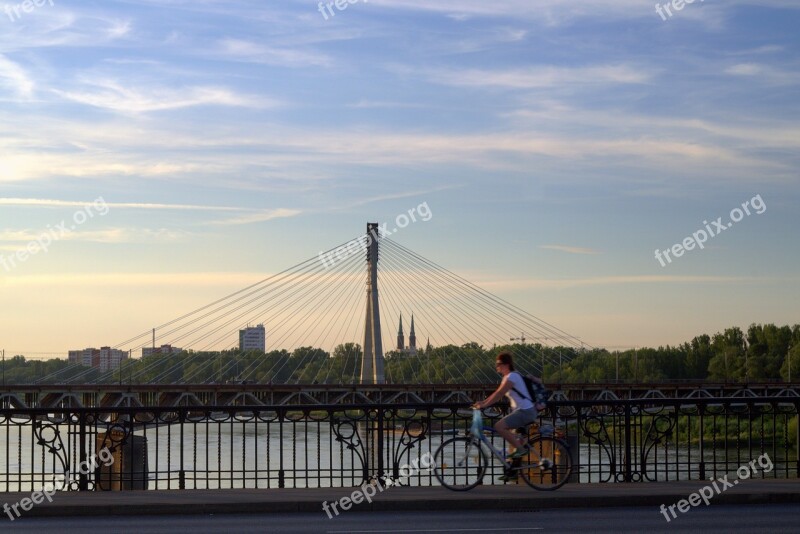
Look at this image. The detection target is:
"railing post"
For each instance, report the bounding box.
[796,402,800,478]
[377,409,384,483]
[698,409,706,480]
[624,403,632,482]
[278,408,285,488]
[78,411,88,491]
[179,409,185,490]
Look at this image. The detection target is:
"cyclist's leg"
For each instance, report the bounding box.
[496,408,537,453]
[494,417,524,452]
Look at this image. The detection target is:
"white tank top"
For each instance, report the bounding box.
[504,372,535,411]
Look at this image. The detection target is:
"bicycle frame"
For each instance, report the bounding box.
[468,415,544,470]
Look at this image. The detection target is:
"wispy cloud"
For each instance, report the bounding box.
[0,198,248,212]
[373,0,800,22]
[217,38,332,68]
[371,0,645,24]
[427,64,652,89]
[53,78,273,113]
[205,208,302,226]
[348,100,426,109]
[726,64,763,76]
[727,45,784,56]
[0,272,271,287]
[540,245,601,255]
[106,19,131,39]
[339,185,460,210]
[477,275,765,291]
[0,55,34,99]
[724,63,799,84]
[0,198,302,227]
[0,228,190,244]
[0,9,137,53]
[0,122,777,186]
[0,270,364,287]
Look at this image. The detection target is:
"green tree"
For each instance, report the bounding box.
[684,335,712,379]
[708,327,746,380]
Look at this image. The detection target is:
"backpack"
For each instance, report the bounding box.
[511,372,549,408]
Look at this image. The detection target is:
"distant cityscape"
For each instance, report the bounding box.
[63,318,431,372]
[67,324,268,371]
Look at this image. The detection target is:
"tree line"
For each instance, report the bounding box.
[2,323,798,384]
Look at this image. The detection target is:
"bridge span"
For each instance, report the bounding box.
[1,381,797,408]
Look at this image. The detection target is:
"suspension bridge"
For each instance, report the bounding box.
[20,224,586,386]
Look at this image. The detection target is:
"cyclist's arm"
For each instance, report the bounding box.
[475,375,512,409]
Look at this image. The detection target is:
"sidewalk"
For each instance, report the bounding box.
[2,479,798,519]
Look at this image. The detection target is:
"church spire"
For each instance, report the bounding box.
[397,313,404,351]
[409,314,416,353]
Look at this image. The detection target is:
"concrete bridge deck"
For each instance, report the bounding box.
[2,479,798,520]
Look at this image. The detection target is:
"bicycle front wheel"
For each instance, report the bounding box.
[433,437,487,491]
[519,436,572,491]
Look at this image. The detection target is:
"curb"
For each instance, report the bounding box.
[3,484,800,519]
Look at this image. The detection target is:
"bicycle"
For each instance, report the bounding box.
[433,408,572,491]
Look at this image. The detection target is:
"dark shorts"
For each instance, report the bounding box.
[499,407,538,429]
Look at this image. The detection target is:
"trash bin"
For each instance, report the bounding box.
[96,430,148,490]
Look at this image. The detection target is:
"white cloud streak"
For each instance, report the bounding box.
[0,228,190,244]
[0,54,34,99]
[0,198,251,211]
[476,275,766,291]
[428,64,652,89]
[53,78,273,113]
[540,245,601,255]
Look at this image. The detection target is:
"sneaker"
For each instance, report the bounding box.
[498,470,518,482]
[538,459,553,469]
[508,446,530,460]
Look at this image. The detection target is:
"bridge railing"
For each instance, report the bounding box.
[0,398,797,492]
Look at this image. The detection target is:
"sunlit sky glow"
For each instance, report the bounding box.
[1,0,798,354]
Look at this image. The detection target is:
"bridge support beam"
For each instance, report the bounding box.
[361,223,385,384]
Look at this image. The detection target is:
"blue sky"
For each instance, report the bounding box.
[1,0,798,353]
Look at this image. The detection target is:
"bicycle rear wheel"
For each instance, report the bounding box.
[518,436,572,491]
[433,437,487,491]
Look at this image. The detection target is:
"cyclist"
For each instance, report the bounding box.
[474,351,540,480]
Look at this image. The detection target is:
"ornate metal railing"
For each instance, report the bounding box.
[0,397,797,492]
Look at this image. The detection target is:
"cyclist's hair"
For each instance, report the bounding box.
[496,351,515,371]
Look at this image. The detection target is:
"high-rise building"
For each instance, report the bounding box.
[68,348,95,367]
[98,346,127,372]
[239,324,266,352]
[68,347,128,371]
[142,345,183,357]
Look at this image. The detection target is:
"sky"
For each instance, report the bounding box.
[0,0,798,356]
